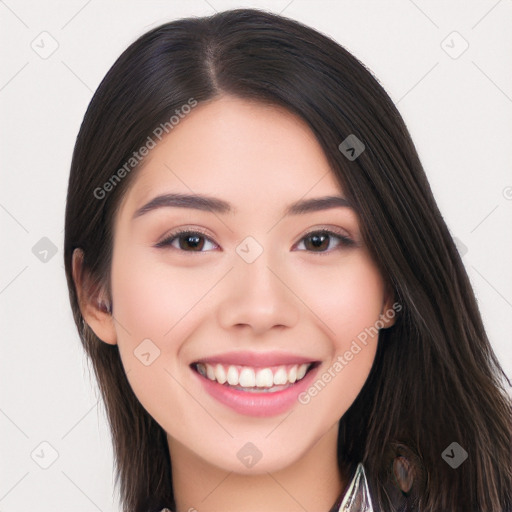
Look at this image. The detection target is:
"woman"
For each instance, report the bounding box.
[64,8,512,512]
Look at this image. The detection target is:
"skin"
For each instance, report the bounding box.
[74,95,395,512]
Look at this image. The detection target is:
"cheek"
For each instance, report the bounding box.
[109,243,221,407]
[302,252,386,344]
[108,245,202,422]
[295,254,385,414]
[110,244,212,344]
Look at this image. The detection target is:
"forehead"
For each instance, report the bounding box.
[119,96,344,216]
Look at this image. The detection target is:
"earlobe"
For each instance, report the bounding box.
[72,248,117,345]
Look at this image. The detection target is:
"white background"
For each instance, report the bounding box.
[1,1,511,510]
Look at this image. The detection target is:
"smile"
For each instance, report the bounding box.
[190,352,321,417]
[194,362,312,391]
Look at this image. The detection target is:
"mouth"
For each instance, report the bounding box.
[192,361,319,392]
[189,353,321,417]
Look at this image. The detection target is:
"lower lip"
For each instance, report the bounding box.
[192,364,320,417]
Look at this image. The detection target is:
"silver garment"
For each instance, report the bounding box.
[337,463,374,512]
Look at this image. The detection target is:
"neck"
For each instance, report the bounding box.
[168,422,345,512]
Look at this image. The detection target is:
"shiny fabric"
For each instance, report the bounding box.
[336,463,374,512]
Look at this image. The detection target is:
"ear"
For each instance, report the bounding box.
[72,248,117,345]
[379,282,398,329]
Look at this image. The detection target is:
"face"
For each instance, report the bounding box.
[86,96,394,474]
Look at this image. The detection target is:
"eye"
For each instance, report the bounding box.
[155,228,356,253]
[294,229,355,253]
[155,229,218,252]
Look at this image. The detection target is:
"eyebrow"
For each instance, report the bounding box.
[132,193,352,219]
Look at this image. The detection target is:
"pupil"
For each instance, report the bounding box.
[309,234,328,251]
[182,234,203,250]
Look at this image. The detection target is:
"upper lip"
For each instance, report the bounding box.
[192,350,319,368]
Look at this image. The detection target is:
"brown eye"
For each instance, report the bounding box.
[296,230,355,253]
[156,230,217,252]
[177,233,204,251]
[304,233,330,251]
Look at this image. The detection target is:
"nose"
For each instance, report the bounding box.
[216,252,300,336]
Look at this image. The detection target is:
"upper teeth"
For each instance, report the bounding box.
[196,362,311,388]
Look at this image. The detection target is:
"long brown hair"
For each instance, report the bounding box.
[64,8,512,511]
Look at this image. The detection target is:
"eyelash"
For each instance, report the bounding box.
[155,227,356,254]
